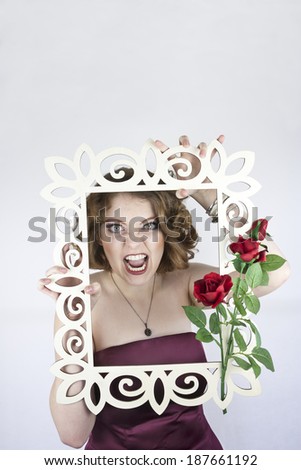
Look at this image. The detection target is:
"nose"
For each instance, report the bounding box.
[123,228,147,246]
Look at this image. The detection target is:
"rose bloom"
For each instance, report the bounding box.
[229,236,267,263]
[193,272,233,308]
[248,218,268,241]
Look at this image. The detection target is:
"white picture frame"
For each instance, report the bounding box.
[41,139,261,414]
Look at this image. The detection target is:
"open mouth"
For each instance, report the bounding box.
[124,254,148,274]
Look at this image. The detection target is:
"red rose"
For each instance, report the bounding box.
[194,272,233,308]
[248,218,268,241]
[229,236,266,262]
[257,249,267,263]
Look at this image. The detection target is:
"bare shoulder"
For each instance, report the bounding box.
[186,262,219,280]
[89,270,109,302]
[163,263,218,286]
[89,270,103,283]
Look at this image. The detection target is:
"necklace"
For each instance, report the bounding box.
[110,273,156,337]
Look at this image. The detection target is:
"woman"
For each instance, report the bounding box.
[39,135,290,449]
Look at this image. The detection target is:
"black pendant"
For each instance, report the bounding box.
[144,327,152,337]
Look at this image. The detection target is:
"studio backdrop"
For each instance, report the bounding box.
[0,0,300,450]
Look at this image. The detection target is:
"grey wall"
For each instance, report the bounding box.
[0,0,300,450]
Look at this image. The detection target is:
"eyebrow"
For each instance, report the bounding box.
[104,216,157,224]
[104,217,125,223]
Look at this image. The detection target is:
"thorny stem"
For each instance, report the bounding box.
[217,304,228,414]
[219,263,245,414]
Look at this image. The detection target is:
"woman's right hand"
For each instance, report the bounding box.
[38,266,102,311]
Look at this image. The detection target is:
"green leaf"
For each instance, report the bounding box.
[232,355,252,370]
[233,257,247,274]
[234,328,248,352]
[245,294,260,314]
[183,306,206,328]
[228,319,246,327]
[252,347,275,372]
[261,254,286,272]
[245,263,263,288]
[248,356,262,378]
[260,270,270,286]
[216,303,228,321]
[244,319,262,347]
[209,312,220,335]
[249,221,261,240]
[233,294,247,316]
[196,328,214,343]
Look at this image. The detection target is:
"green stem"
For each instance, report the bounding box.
[219,263,246,414]
[220,321,235,414]
[217,304,228,414]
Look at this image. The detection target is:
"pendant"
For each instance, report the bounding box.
[144,327,152,337]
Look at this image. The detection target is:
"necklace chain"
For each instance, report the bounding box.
[110,273,156,337]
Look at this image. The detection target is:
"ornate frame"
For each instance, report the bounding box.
[41,139,261,414]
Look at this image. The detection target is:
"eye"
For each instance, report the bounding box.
[142,220,159,231]
[105,223,124,234]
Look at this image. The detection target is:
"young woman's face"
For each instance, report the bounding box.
[99,194,165,286]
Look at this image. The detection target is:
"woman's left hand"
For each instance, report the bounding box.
[154,134,224,209]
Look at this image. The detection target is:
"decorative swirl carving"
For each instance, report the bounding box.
[65,295,85,319]
[65,332,84,355]
[42,139,262,415]
[54,325,87,358]
[64,245,82,269]
[50,360,261,415]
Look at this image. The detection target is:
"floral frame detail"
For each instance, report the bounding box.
[41,139,262,414]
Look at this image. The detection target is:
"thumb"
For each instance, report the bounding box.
[176,189,189,199]
[84,282,102,310]
[176,189,197,199]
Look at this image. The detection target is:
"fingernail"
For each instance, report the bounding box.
[85,286,93,294]
[176,190,185,199]
[59,267,68,273]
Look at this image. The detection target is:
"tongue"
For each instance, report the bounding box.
[126,258,145,268]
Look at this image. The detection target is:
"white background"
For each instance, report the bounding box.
[0,0,300,450]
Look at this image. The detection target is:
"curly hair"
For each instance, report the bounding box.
[86,169,199,273]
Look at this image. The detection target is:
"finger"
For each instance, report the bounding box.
[209,134,226,160]
[45,265,68,277]
[84,282,102,310]
[176,189,200,199]
[154,140,169,153]
[179,135,190,147]
[176,189,190,199]
[197,142,207,158]
[154,140,178,164]
[84,282,101,295]
[39,277,52,285]
[37,278,59,300]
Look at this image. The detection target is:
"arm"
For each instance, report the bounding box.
[49,315,96,448]
[186,238,290,306]
[253,238,290,297]
[155,135,290,304]
[38,265,101,448]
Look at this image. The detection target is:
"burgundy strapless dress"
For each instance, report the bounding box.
[85,332,222,450]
